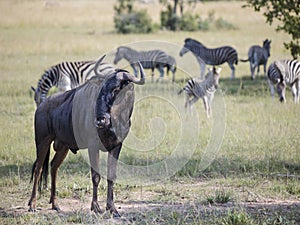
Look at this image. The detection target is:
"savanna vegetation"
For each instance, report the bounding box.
[0,0,299,224]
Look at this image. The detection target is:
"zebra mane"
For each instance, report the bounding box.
[185,38,204,47]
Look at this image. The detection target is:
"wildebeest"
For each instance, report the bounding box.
[240,39,271,80]
[178,67,222,118]
[28,56,145,217]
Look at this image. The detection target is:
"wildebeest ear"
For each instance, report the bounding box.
[31,86,36,92]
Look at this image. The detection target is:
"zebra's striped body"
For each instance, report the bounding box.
[178,67,222,118]
[113,46,177,82]
[241,39,271,80]
[267,59,300,103]
[179,38,237,79]
[32,57,115,106]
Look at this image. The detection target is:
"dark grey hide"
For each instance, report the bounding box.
[28,67,144,218]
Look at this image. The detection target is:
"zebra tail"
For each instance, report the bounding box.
[240,58,249,62]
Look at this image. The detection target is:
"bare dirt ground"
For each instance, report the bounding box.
[1,193,299,224]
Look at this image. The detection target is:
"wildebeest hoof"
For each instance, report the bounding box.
[91,201,102,213]
[112,211,121,218]
[28,207,36,212]
[52,205,61,212]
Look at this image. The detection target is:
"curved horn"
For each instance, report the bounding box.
[94,54,106,76]
[123,62,145,85]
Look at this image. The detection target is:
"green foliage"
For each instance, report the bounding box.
[243,0,300,59]
[180,12,200,31]
[206,190,232,204]
[160,4,181,31]
[114,0,155,34]
[222,210,254,225]
[215,17,237,30]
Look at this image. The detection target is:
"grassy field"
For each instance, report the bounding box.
[0,0,299,224]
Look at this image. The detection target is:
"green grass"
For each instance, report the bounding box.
[0,0,299,224]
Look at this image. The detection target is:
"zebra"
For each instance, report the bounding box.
[178,67,222,118]
[31,55,115,106]
[240,39,272,80]
[113,46,177,82]
[267,59,300,103]
[179,38,237,79]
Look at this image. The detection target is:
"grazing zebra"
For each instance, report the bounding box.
[113,46,177,82]
[178,67,222,118]
[241,39,272,80]
[267,59,300,103]
[179,38,237,79]
[31,55,115,106]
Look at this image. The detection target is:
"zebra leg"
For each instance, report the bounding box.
[188,96,199,114]
[291,81,300,103]
[197,57,206,79]
[296,80,300,103]
[277,83,286,103]
[132,65,138,77]
[202,96,210,118]
[151,68,155,83]
[250,63,256,80]
[267,78,275,99]
[228,62,235,79]
[157,66,164,82]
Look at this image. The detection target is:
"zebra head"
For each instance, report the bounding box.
[31,86,46,106]
[114,47,126,65]
[207,67,222,89]
[263,39,272,57]
[180,38,204,57]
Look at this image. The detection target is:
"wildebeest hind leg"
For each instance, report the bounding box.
[28,139,52,212]
[49,141,69,211]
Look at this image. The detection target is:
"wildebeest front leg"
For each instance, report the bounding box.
[89,148,102,213]
[106,144,122,218]
[49,141,69,211]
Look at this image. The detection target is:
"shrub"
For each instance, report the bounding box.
[215,17,237,30]
[180,12,199,31]
[114,0,155,34]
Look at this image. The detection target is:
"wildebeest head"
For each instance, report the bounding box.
[95,62,145,150]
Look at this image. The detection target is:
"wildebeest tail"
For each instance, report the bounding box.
[30,146,50,192]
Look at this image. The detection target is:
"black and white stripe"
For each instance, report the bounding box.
[178,67,222,118]
[267,59,300,103]
[241,39,271,80]
[32,56,115,106]
[179,38,237,79]
[113,46,177,82]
